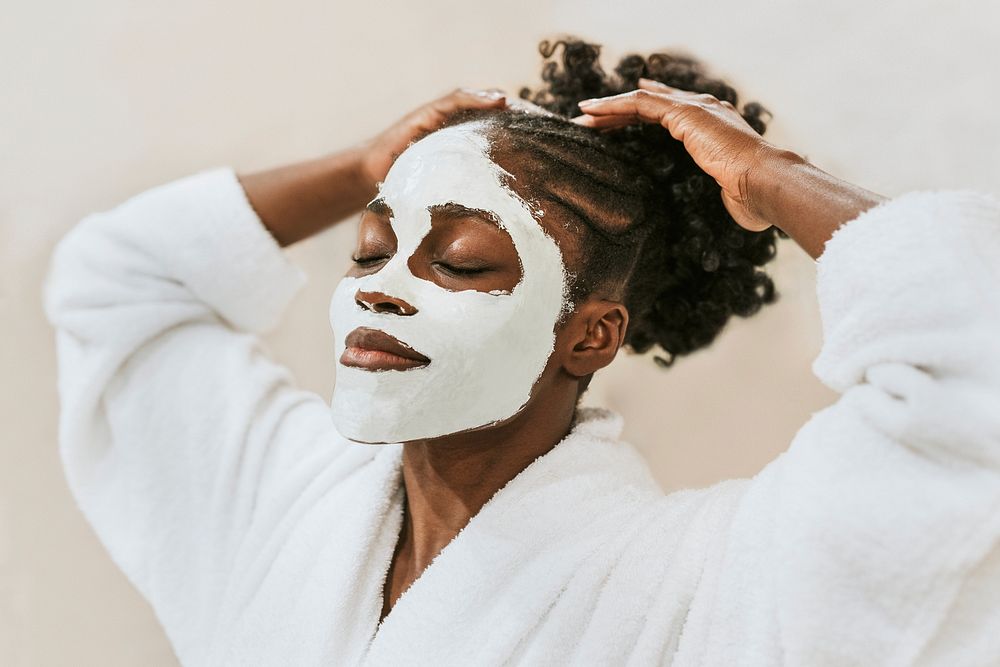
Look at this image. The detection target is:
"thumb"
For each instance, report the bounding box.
[721,190,772,232]
[457,87,507,108]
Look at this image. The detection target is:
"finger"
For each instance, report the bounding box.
[721,190,772,232]
[637,77,692,95]
[438,87,507,113]
[571,113,638,130]
[577,90,681,126]
[456,86,506,100]
[639,81,739,117]
[460,88,507,106]
[406,89,506,137]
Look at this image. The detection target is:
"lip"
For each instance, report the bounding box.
[340,327,431,371]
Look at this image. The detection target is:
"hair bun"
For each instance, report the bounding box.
[518,38,787,368]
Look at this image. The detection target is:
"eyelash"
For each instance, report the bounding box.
[350,255,388,267]
[435,263,486,276]
[350,255,487,276]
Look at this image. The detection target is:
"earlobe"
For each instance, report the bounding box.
[564,301,629,377]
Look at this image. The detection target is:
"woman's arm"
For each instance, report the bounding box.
[238,87,507,247]
[575,78,887,258]
[735,190,1000,664]
[42,88,507,661]
[43,168,329,662]
[237,146,374,247]
[577,86,1000,662]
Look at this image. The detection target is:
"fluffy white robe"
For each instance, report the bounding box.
[42,167,1000,666]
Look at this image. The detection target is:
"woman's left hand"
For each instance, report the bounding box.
[573,79,887,258]
[574,78,789,232]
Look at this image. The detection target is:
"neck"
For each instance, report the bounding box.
[397,383,579,568]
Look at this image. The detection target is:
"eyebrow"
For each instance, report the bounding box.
[366,198,394,218]
[428,202,503,228]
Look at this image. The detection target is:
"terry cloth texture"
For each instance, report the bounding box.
[43,167,1000,666]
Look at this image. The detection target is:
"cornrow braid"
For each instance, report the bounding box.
[446,37,785,368]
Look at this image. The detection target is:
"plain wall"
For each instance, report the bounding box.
[2,0,997,663]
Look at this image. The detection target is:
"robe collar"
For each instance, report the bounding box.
[357,406,663,664]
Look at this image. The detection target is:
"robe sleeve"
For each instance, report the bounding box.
[726,190,1000,665]
[42,167,356,661]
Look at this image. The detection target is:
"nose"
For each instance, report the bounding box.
[355,289,418,316]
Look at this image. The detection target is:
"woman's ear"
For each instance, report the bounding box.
[561,300,629,378]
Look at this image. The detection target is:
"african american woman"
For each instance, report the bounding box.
[44,39,1000,665]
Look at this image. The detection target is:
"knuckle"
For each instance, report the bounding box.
[677,104,706,121]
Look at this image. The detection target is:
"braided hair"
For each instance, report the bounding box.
[449,38,785,369]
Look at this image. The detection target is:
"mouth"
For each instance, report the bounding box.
[340,327,431,371]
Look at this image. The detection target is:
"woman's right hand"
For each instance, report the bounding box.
[240,88,508,248]
[358,88,508,191]
[573,79,887,258]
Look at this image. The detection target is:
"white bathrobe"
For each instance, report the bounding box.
[42,167,1000,666]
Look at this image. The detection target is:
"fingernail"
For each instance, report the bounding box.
[578,98,597,106]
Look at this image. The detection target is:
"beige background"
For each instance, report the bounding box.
[2,0,998,664]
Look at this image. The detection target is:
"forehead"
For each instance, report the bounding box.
[369,121,572,310]
[380,122,521,214]
[377,122,578,262]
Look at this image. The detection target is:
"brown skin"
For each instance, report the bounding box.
[344,168,625,623]
[237,82,885,623]
[574,78,888,258]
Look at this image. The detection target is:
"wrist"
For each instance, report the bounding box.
[337,144,379,202]
[749,145,811,228]
[751,147,887,259]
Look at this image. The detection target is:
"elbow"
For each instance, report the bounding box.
[42,212,117,328]
[851,360,1000,470]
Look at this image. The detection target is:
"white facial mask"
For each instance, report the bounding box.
[328,122,568,443]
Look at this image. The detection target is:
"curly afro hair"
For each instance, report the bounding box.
[448,38,786,370]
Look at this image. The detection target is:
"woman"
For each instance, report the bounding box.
[44,39,1000,665]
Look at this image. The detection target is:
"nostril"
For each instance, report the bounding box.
[373,301,402,315]
[355,290,417,316]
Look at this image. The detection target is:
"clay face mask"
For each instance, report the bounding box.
[328,121,568,443]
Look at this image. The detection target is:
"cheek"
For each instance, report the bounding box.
[403,251,522,294]
[408,220,524,294]
[328,277,359,331]
[330,234,567,360]
[508,238,569,326]
[420,288,515,334]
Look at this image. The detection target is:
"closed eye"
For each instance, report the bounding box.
[351,254,390,267]
[433,262,489,276]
